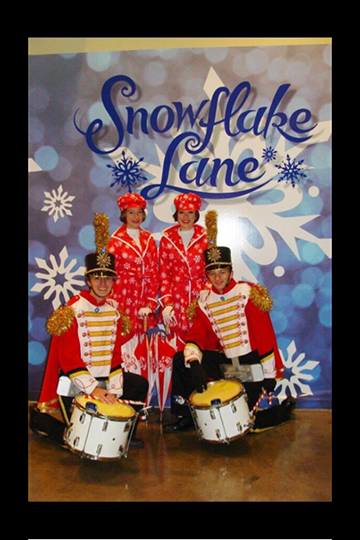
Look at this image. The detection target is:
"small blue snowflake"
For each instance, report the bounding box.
[275,154,307,188]
[262,146,277,163]
[107,151,148,192]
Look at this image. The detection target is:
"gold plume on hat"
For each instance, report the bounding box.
[94,213,110,253]
[205,210,218,247]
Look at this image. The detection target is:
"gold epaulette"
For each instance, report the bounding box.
[119,311,132,336]
[249,283,273,312]
[186,298,199,322]
[46,305,76,336]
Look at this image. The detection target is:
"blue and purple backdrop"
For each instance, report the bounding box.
[29,39,332,408]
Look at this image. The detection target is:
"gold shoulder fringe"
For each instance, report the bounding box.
[186,298,199,322]
[119,311,132,336]
[46,305,76,336]
[249,283,273,312]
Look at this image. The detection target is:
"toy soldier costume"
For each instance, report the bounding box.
[163,211,296,433]
[30,214,148,448]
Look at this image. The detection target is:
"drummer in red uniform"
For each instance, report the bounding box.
[29,214,149,448]
[163,221,296,433]
[159,192,209,348]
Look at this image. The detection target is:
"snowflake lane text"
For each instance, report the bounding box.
[74,74,317,199]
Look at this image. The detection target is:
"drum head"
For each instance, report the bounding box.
[75,394,136,419]
[190,379,243,407]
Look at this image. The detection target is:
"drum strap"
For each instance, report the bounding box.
[231,357,241,371]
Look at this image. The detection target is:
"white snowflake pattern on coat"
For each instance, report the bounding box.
[108,224,159,334]
[159,224,209,342]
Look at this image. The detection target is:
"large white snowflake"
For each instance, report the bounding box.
[105,67,332,282]
[31,246,85,309]
[41,184,75,222]
[275,340,320,403]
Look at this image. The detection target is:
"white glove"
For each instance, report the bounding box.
[162,305,177,325]
[137,306,152,319]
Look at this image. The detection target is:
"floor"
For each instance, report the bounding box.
[28,405,332,503]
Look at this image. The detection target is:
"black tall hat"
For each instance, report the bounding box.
[85,252,117,276]
[84,213,117,277]
[204,210,232,269]
[204,245,232,269]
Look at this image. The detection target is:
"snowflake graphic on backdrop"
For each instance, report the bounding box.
[262,146,277,163]
[41,185,75,222]
[274,340,320,402]
[107,150,148,192]
[31,246,85,309]
[275,154,307,188]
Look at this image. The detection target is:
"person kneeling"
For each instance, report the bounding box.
[163,245,295,434]
[30,214,148,449]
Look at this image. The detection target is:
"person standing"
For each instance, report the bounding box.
[107,193,159,374]
[159,193,209,348]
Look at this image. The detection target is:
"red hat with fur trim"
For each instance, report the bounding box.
[117,193,147,211]
[174,193,202,211]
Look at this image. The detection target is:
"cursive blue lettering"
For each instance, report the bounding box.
[73,74,137,154]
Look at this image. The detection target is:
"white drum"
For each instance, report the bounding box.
[189,379,253,444]
[64,394,137,461]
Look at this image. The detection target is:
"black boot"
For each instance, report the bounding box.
[278,395,297,421]
[162,416,195,433]
[250,396,296,433]
[29,404,66,446]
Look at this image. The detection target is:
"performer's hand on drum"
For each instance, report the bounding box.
[190,360,209,393]
[92,386,117,404]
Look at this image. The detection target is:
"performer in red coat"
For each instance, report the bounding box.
[29,214,148,447]
[163,230,296,433]
[107,193,159,373]
[159,193,209,346]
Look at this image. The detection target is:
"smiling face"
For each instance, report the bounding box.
[177,210,197,231]
[87,275,116,302]
[206,267,233,293]
[124,207,145,229]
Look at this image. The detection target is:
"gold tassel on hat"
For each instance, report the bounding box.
[94,213,110,253]
[205,210,218,246]
[205,210,221,264]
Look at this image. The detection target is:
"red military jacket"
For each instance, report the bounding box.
[184,279,284,379]
[159,224,208,341]
[108,224,159,334]
[37,290,132,411]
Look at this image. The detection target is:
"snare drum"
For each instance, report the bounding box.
[189,379,253,444]
[64,394,137,461]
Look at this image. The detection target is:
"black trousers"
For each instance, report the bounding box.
[170,350,287,431]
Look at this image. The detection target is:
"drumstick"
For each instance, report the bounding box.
[251,389,267,414]
[116,398,146,406]
[165,323,170,335]
[143,314,148,332]
[85,394,145,407]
